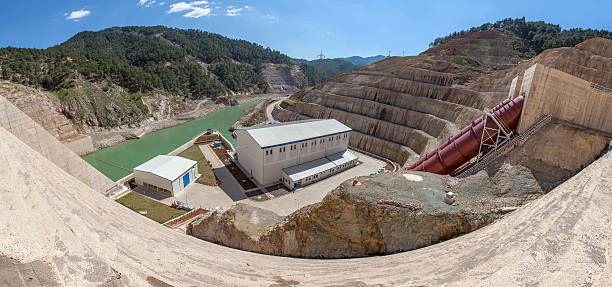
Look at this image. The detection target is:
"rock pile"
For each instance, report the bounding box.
[188,164,543,258]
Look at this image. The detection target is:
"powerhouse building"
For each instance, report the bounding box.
[133,155,199,196]
[235,119,358,188]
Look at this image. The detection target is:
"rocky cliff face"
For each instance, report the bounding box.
[188,166,543,258]
[260,63,306,93]
[0,81,78,140]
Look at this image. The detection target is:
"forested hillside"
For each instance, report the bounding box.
[429,18,611,58]
[0,26,295,130]
[0,26,290,98]
[295,58,360,86]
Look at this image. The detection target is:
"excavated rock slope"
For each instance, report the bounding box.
[188,166,543,258]
[274,37,612,170]
[273,64,502,165]
[260,63,306,93]
[0,81,78,141]
[1,126,610,286]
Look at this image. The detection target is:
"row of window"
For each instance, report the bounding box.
[281,159,357,186]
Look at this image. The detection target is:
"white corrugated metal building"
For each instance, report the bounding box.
[133,155,199,196]
[281,150,358,189]
[235,119,357,187]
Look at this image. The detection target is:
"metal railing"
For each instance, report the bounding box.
[590,82,612,94]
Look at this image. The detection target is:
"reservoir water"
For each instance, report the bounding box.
[82,101,259,181]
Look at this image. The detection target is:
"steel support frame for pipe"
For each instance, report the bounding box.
[452,110,514,176]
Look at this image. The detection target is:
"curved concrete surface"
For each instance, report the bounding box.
[0,127,610,286]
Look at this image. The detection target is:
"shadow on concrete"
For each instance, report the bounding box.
[133,186,172,201]
[213,166,247,201]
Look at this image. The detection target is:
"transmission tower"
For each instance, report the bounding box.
[316,50,325,74]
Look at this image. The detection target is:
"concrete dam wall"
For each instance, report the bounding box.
[0,94,115,194]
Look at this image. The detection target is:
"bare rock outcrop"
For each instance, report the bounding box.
[141,92,193,120]
[188,166,543,258]
[260,63,306,93]
[0,81,78,140]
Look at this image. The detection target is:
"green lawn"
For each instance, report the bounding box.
[116,192,186,223]
[178,145,216,181]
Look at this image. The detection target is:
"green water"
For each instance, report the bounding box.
[83,101,259,181]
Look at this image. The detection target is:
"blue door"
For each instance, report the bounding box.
[183,173,190,187]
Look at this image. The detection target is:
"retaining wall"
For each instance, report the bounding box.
[518,64,611,135]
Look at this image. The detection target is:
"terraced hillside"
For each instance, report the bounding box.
[273,36,612,168]
[274,61,505,166]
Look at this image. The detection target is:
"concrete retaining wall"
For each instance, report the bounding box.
[518,64,611,135]
[63,135,95,156]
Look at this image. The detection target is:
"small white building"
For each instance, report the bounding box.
[133,155,199,196]
[235,119,354,186]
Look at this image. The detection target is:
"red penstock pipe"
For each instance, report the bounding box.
[406,95,524,175]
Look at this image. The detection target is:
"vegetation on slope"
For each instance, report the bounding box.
[0,26,294,129]
[0,26,291,98]
[429,17,612,58]
[178,145,215,181]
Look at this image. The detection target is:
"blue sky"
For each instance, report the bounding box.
[0,0,610,60]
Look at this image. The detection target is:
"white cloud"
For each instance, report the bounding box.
[168,1,211,18]
[158,1,166,5]
[226,5,248,16]
[264,14,278,21]
[184,6,211,18]
[65,9,91,21]
[138,0,158,7]
[168,2,193,13]
[226,8,242,16]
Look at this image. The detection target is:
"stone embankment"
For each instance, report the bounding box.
[188,164,543,258]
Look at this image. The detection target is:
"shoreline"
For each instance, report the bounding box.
[85,93,287,152]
